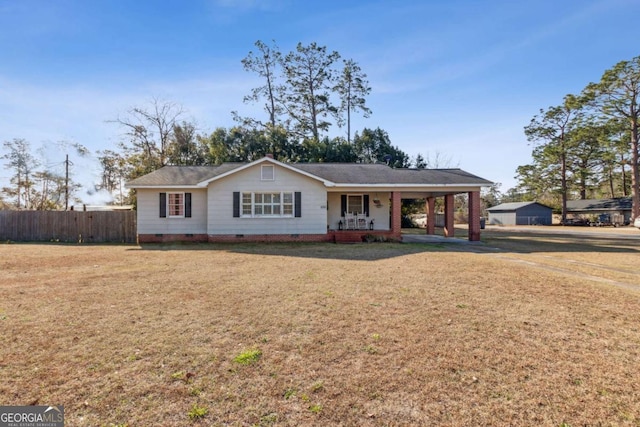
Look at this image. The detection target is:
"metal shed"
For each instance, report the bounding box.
[486,201,553,226]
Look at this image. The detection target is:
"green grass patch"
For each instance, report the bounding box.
[233,348,262,365]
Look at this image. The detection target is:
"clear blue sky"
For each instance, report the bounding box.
[1,0,639,202]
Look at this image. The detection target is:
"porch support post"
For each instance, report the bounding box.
[391,191,402,238]
[444,194,455,238]
[426,197,436,235]
[468,190,481,241]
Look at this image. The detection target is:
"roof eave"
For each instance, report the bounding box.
[124,184,202,189]
[329,183,492,188]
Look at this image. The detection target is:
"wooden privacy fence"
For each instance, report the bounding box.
[0,210,137,243]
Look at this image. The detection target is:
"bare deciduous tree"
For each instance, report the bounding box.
[113,98,184,175]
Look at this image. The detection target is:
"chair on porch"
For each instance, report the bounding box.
[356,213,367,230]
[344,212,356,230]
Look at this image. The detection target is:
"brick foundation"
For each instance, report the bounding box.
[333,230,399,243]
[208,233,334,243]
[138,234,209,243]
[138,231,401,244]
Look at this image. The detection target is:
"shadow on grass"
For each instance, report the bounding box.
[129,227,640,259]
[9,227,636,260]
[480,228,640,254]
[129,241,448,261]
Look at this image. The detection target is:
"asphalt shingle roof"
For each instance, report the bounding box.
[292,163,493,185]
[566,197,632,211]
[486,201,551,211]
[125,164,242,186]
[126,160,493,187]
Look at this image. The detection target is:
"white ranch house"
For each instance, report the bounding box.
[125,156,492,243]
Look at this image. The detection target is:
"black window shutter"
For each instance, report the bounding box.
[364,195,370,217]
[341,195,347,215]
[159,193,166,218]
[294,192,302,218]
[233,192,240,217]
[185,193,192,218]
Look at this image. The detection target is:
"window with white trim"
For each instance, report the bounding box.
[242,192,293,217]
[347,194,363,214]
[168,192,184,217]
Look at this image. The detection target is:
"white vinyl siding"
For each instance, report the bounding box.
[137,189,207,234]
[208,164,326,235]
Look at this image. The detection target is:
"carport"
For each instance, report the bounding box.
[402,187,488,241]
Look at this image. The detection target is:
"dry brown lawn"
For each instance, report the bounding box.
[1,233,640,426]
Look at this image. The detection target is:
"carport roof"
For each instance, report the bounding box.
[292,163,492,185]
[566,197,631,212]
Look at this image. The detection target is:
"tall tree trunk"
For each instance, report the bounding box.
[620,154,628,196]
[560,135,568,223]
[631,116,640,218]
[608,167,615,198]
[579,161,587,199]
[25,171,31,209]
[561,151,568,223]
[17,171,21,209]
[347,97,351,144]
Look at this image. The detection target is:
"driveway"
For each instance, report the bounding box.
[482,224,640,240]
[404,225,640,293]
[401,233,481,244]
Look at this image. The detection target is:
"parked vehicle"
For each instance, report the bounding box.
[590,213,625,227]
[561,217,589,226]
[634,216,640,229]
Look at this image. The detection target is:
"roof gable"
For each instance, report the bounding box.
[198,156,332,186]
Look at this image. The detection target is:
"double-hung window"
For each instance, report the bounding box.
[159,192,192,218]
[347,195,363,214]
[241,192,294,217]
[340,194,369,218]
[168,193,184,217]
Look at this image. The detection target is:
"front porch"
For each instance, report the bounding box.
[330,190,482,242]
